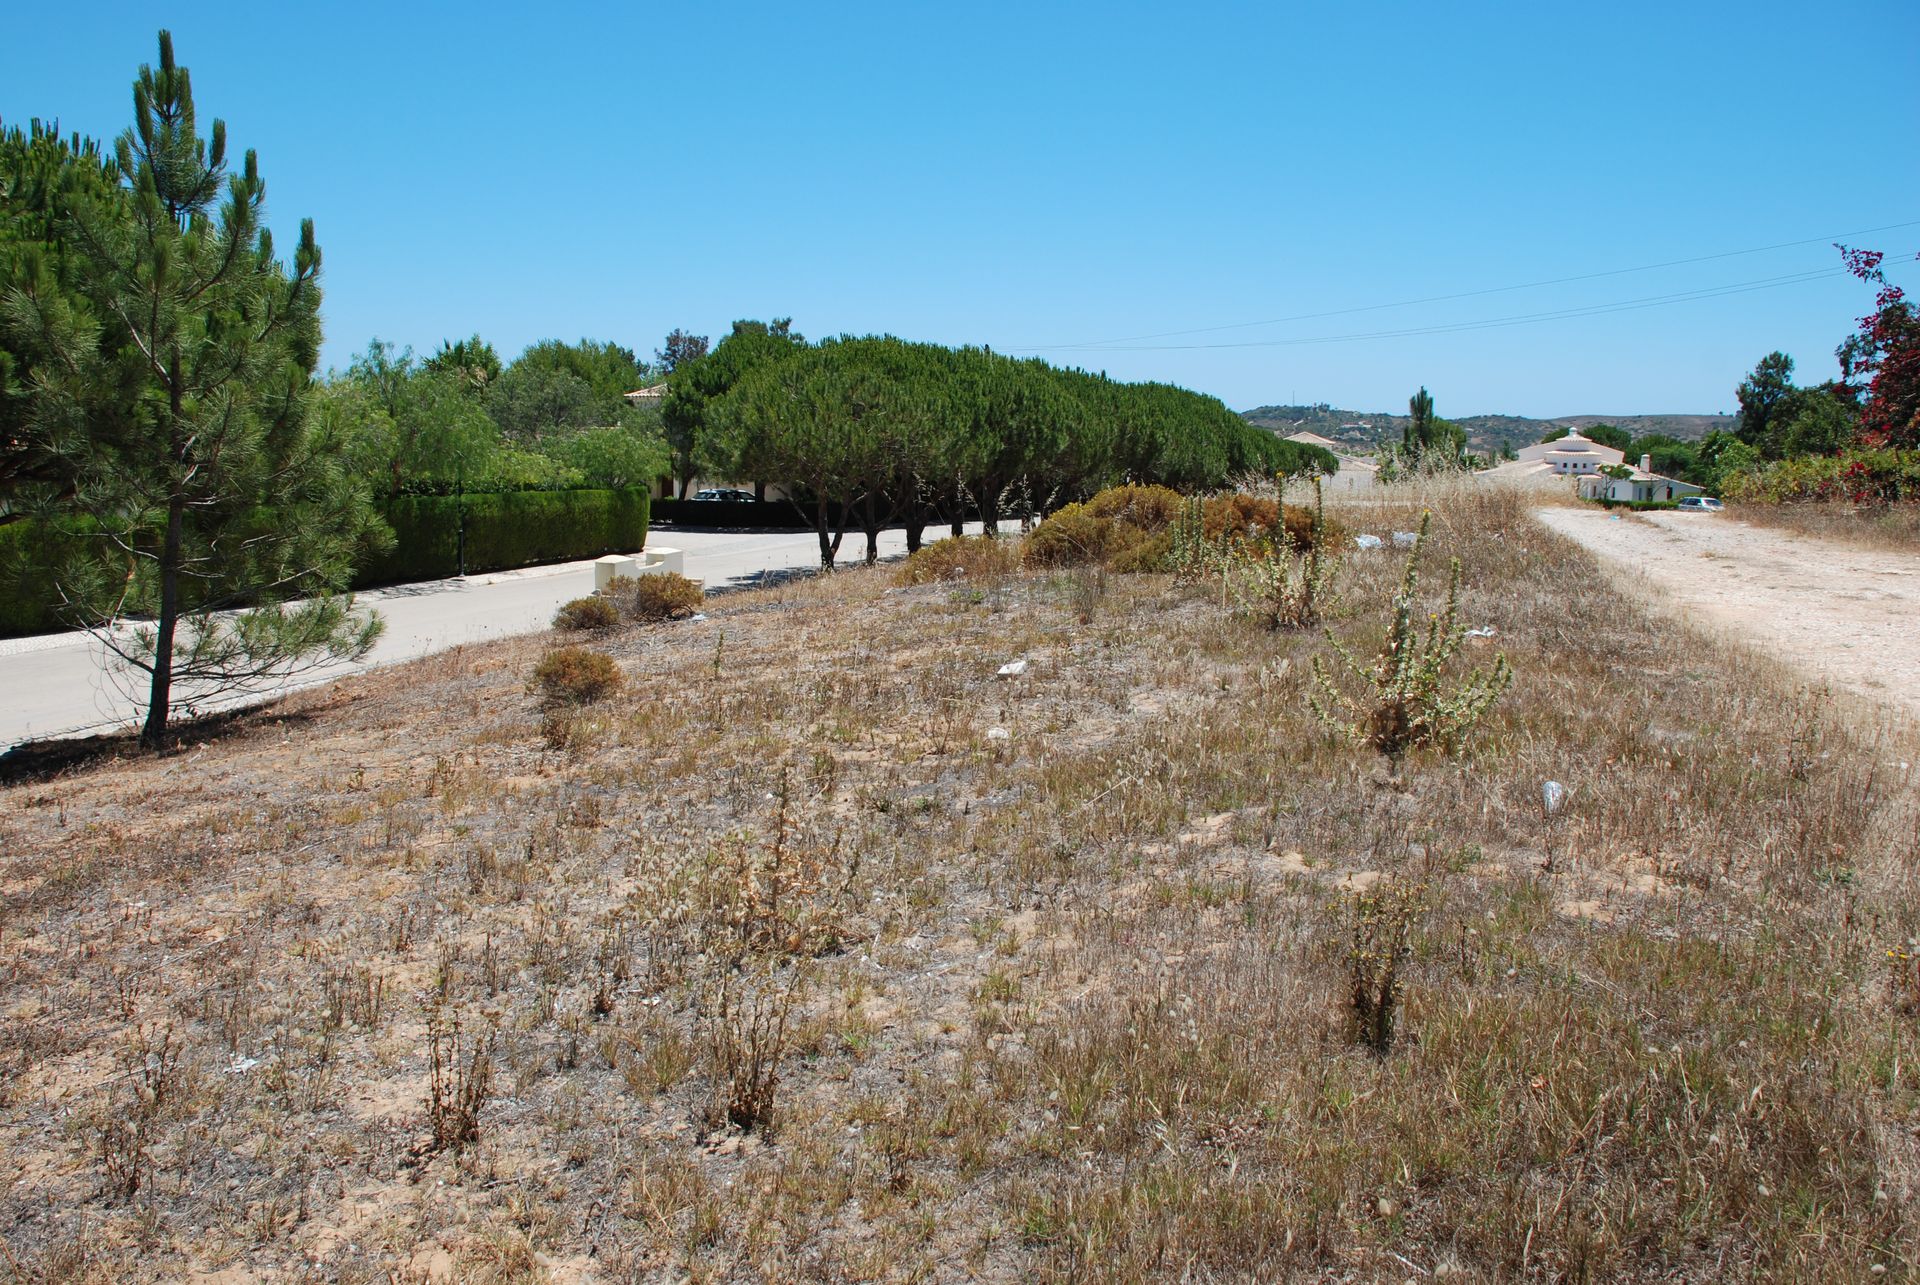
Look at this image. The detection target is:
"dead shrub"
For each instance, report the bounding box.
[699,967,799,1136]
[610,572,704,623]
[427,1013,495,1151]
[98,1025,182,1198]
[1201,493,1280,548]
[532,646,623,705]
[1340,881,1424,1055]
[896,534,1020,585]
[552,595,619,631]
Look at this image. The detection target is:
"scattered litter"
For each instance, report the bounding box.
[687,612,709,622]
[227,1056,259,1075]
[996,659,1028,678]
[1353,533,1383,550]
[1542,780,1566,817]
[986,727,1012,742]
[1464,626,1496,639]
[1391,531,1418,547]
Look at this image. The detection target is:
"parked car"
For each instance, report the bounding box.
[691,488,756,503]
[1675,496,1725,513]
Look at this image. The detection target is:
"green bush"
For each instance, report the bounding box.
[1085,484,1185,532]
[1022,502,1120,568]
[610,572,704,623]
[554,596,620,631]
[1107,530,1173,574]
[532,646,623,704]
[1722,448,1920,505]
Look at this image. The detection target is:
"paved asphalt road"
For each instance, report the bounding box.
[0,523,961,749]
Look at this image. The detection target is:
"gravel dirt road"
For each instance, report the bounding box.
[1535,505,1920,724]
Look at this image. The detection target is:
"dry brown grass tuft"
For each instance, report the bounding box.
[895,533,1020,585]
[2,475,1917,1280]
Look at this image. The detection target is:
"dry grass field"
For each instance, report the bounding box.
[1727,501,1920,552]
[3,482,1919,1282]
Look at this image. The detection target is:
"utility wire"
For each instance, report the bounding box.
[1061,263,1879,352]
[1015,217,1920,353]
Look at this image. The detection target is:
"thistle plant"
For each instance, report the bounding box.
[1309,511,1511,757]
[1231,476,1338,629]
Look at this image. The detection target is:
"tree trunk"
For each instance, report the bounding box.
[815,502,837,570]
[141,498,184,747]
[862,492,880,565]
[906,522,924,553]
[982,483,1001,537]
[754,480,766,502]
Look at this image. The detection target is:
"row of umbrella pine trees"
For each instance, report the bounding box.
[662,326,1337,565]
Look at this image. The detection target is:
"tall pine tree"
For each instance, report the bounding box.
[1,32,381,744]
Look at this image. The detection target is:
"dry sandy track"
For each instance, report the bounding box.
[1535,505,1920,724]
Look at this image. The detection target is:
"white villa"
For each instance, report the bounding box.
[1487,431,1704,503]
[1575,456,1704,504]
[1512,429,1624,476]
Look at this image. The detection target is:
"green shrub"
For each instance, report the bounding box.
[532,646,623,704]
[896,534,1019,585]
[1107,530,1173,574]
[611,572,704,623]
[1722,448,1920,505]
[1086,484,1185,532]
[553,596,620,631]
[1023,503,1119,568]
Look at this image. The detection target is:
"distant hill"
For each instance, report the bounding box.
[1242,404,1735,456]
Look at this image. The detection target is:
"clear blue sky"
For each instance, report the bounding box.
[6,1,1916,417]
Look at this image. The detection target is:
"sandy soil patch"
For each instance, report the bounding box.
[1536,505,1920,724]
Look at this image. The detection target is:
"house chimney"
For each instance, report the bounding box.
[1640,453,1652,474]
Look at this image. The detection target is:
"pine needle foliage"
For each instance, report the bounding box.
[1309,511,1511,756]
[1,32,382,743]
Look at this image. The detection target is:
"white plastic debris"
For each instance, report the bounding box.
[1391,531,1419,547]
[1464,626,1496,639]
[986,727,1012,742]
[1542,780,1566,817]
[687,612,709,622]
[996,659,1028,678]
[1353,533,1383,550]
[227,1056,260,1075]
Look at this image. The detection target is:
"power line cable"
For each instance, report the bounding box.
[1014,217,1920,352]
[1058,262,1882,352]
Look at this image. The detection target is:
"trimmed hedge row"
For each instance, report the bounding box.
[1586,498,1681,512]
[353,488,651,587]
[0,489,650,639]
[0,521,66,638]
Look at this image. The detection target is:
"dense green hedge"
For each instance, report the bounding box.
[353,488,650,587]
[0,490,650,638]
[1586,498,1681,512]
[0,521,65,637]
